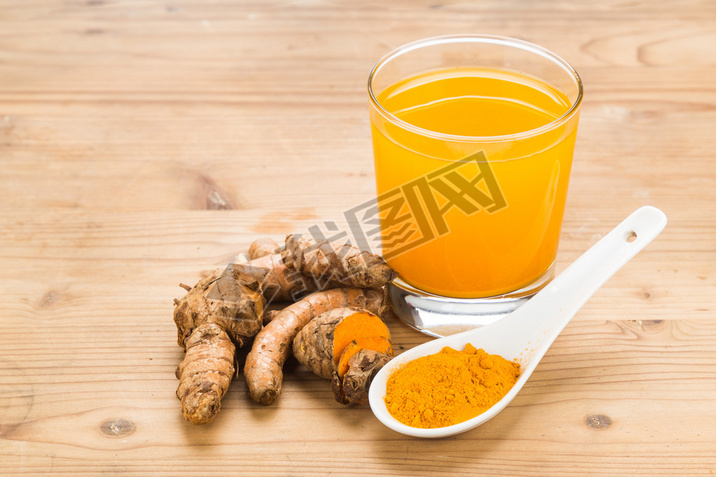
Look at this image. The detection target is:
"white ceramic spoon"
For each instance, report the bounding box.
[369,206,667,438]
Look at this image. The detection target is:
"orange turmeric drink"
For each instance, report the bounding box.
[368,36,582,301]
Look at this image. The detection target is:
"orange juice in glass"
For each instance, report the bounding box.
[368,36,583,336]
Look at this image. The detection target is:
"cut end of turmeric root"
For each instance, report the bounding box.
[333,348,392,405]
[336,336,392,378]
[293,307,394,405]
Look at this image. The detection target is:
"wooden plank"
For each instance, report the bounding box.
[1,0,715,475]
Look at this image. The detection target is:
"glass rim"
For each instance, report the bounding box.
[367,34,584,143]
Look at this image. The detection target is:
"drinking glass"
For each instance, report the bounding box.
[368,35,583,336]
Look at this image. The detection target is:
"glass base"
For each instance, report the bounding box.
[387,263,555,338]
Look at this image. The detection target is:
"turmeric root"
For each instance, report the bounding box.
[174,265,264,348]
[173,265,264,424]
[175,323,235,424]
[293,307,393,405]
[334,348,392,405]
[248,237,280,260]
[233,252,250,264]
[243,288,385,405]
[233,253,317,302]
[262,308,282,326]
[336,336,392,379]
[282,234,396,289]
[292,307,391,379]
[236,235,397,303]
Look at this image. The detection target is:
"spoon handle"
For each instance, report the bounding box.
[512,206,667,347]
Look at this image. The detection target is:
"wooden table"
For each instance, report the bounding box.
[2,1,714,475]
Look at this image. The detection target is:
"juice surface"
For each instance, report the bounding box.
[371,67,578,298]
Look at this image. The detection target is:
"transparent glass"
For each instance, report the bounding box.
[368,35,583,336]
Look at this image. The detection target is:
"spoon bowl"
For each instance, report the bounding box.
[369,206,667,438]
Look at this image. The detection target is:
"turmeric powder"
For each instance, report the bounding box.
[384,344,520,429]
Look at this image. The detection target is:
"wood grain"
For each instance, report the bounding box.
[1,0,715,475]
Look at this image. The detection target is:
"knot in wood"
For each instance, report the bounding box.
[39,290,60,308]
[585,414,612,430]
[100,418,136,438]
[631,319,666,333]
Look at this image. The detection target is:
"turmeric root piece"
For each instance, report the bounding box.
[233,253,317,302]
[293,307,391,379]
[175,323,236,424]
[244,288,385,405]
[173,265,264,349]
[293,307,394,405]
[282,234,396,289]
[173,265,265,424]
[336,336,392,378]
[233,252,250,264]
[262,308,282,326]
[333,349,392,405]
[248,237,280,260]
